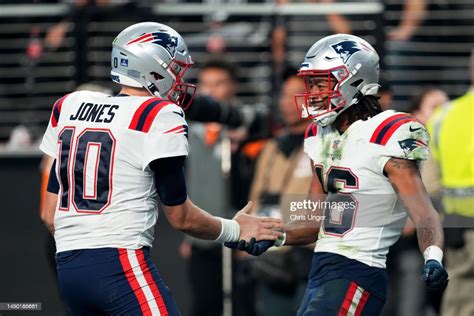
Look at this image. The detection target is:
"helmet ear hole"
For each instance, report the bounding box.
[351,79,364,88]
[151,72,164,80]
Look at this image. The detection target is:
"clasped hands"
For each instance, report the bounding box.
[228,201,284,256]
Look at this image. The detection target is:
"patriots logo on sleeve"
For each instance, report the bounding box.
[331,40,362,63]
[126,32,178,57]
[398,138,427,155]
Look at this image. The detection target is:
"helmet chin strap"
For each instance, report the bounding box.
[142,77,164,98]
[314,112,337,126]
[360,83,380,96]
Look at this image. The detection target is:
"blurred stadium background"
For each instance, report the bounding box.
[0,0,472,315]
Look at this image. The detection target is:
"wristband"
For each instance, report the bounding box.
[423,245,443,264]
[215,217,240,243]
[274,232,287,247]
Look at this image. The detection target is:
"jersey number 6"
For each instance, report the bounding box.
[57,127,116,213]
[315,165,359,237]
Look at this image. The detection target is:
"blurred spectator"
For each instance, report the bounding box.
[410,89,449,127]
[184,59,235,316]
[192,59,270,209]
[387,0,427,42]
[45,0,126,50]
[383,87,449,316]
[417,89,449,202]
[378,76,394,111]
[384,0,427,106]
[249,68,313,316]
[413,88,448,203]
[45,0,133,50]
[5,125,33,150]
[44,0,141,84]
[272,0,351,75]
[428,52,474,316]
[182,59,268,316]
[384,0,472,106]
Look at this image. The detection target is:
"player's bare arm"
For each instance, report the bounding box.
[285,160,324,246]
[40,191,57,236]
[228,160,323,255]
[150,155,283,243]
[162,199,283,242]
[40,156,59,236]
[385,157,444,251]
[385,157,448,289]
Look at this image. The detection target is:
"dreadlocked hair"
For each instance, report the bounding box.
[343,95,382,125]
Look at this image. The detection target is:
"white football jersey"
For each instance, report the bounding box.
[40,91,189,252]
[304,110,430,268]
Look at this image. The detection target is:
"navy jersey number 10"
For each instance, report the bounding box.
[58,127,116,213]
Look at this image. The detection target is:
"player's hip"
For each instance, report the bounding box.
[314,240,389,269]
[297,278,385,316]
[53,229,155,253]
[56,247,180,315]
[307,252,387,300]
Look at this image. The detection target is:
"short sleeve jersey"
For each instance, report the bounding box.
[40,91,188,252]
[303,110,429,268]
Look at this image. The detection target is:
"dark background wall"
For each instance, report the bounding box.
[0,156,191,316]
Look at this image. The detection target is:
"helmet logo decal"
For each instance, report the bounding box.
[331,40,361,63]
[126,32,179,57]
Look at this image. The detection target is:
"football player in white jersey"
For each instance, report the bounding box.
[227,34,449,315]
[39,22,283,315]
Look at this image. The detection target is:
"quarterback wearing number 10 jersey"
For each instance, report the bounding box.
[39,22,283,315]
[40,91,188,253]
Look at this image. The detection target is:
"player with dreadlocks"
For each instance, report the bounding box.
[227,34,448,315]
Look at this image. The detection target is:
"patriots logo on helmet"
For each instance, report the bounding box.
[398,138,427,155]
[126,32,178,57]
[331,40,361,63]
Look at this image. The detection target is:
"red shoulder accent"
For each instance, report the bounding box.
[370,113,415,145]
[304,122,318,139]
[51,94,70,127]
[164,125,189,138]
[129,98,173,133]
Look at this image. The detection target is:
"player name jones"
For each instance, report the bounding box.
[70,102,119,123]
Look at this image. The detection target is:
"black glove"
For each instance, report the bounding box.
[224,238,275,256]
[246,238,275,256]
[224,239,247,251]
[421,260,449,290]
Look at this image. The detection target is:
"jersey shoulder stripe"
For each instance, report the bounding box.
[305,122,318,139]
[164,124,188,138]
[51,94,70,127]
[370,113,415,145]
[129,98,172,133]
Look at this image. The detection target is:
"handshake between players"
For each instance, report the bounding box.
[161,199,284,245]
